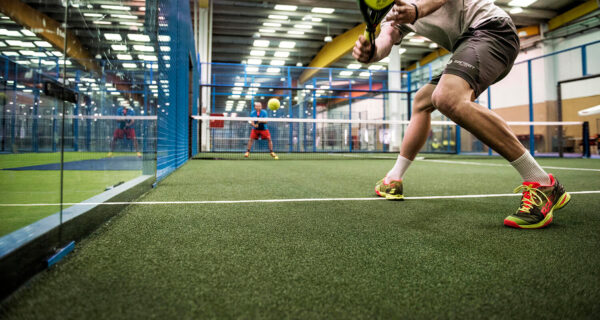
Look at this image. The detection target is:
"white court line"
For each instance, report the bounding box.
[1,190,599,207]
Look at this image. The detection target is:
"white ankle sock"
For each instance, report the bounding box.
[510,152,551,185]
[385,155,412,183]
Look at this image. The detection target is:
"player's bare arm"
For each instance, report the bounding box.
[386,0,448,25]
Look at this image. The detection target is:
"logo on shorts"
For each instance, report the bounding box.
[448,59,476,70]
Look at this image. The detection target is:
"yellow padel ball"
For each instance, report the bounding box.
[268,98,280,111]
[364,0,395,10]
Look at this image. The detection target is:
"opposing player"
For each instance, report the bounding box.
[353,0,570,228]
[108,106,141,158]
[245,102,278,160]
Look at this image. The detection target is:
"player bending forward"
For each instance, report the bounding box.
[353,0,570,229]
[245,102,278,160]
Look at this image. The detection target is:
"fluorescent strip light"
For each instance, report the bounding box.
[312,8,335,14]
[398,48,407,54]
[128,34,150,42]
[347,63,361,69]
[270,60,285,66]
[409,38,425,43]
[339,71,353,76]
[368,65,384,70]
[274,5,297,11]
[139,55,158,61]
[104,33,122,41]
[123,63,137,68]
[101,5,131,11]
[508,0,537,7]
[294,24,312,29]
[112,44,128,51]
[312,17,322,22]
[21,29,36,36]
[246,66,259,72]
[259,29,276,34]
[288,30,304,35]
[112,14,137,19]
[117,54,133,60]
[253,40,270,47]
[279,41,296,48]
[509,7,523,14]
[93,21,111,25]
[274,51,290,58]
[268,15,288,20]
[121,22,143,26]
[263,22,281,27]
[359,72,370,77]
[267,67,280,73]
[0,29,23,37]
[84,13,103,17]
[250,50,265,56]
[158,35,171,42]
[133,45,154,52]
[247,58,262,65]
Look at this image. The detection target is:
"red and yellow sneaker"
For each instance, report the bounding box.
[504,174,570,229]
[375,178,404,200]
[244,151,250,158]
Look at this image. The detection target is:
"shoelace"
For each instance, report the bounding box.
[513,185,548,213]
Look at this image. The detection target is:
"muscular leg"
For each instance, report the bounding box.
[246,138,254,152]
[400,84,436,160]
[384,85,435,182]
[431,74,525,161]
[267,138,274,152]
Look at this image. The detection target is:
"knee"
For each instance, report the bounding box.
[431,87,463,117]
[412,91,435,114]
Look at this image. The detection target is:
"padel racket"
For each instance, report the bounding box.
[356,0,395,61]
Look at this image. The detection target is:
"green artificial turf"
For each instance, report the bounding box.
[0,152,144,236]
[0,152,134,170]
[0,170,142,236]
[1,157,599,319]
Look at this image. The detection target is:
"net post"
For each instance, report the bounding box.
[556,82,564,158]
[582,121,590,158]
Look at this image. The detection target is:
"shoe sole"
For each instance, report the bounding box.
[375,188,404,201]
[504,192,571,229]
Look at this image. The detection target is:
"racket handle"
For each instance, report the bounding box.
[363,30,376,62]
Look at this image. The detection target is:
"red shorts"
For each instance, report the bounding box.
[250,129,271,140]
[114,128,136,139]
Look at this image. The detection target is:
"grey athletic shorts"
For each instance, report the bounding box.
[429,17,520,98]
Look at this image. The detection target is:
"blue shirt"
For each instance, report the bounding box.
[116,107,135,129]
[250,109,268,130]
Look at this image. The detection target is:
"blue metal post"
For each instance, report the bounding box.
[312,78,317,152]
[581,46,587,76]
[487,87,492,156]
[527,60,535,156]
[211,73,215,113]
[349,81,352,152]
[72,70,80,151]
[288,67,293,152]
[32,57,41,152]
[143,63,149,153]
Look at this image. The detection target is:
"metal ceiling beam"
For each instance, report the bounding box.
[548,0,599,30]
[0,0,99,73]
[298,23,365,84]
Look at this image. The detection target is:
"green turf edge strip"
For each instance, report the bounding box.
[46,241,75,268]
[0,175,153,258]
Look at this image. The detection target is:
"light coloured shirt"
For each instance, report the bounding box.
[382,0,510,51]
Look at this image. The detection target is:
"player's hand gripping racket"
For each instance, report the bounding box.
[356,0,395,61]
